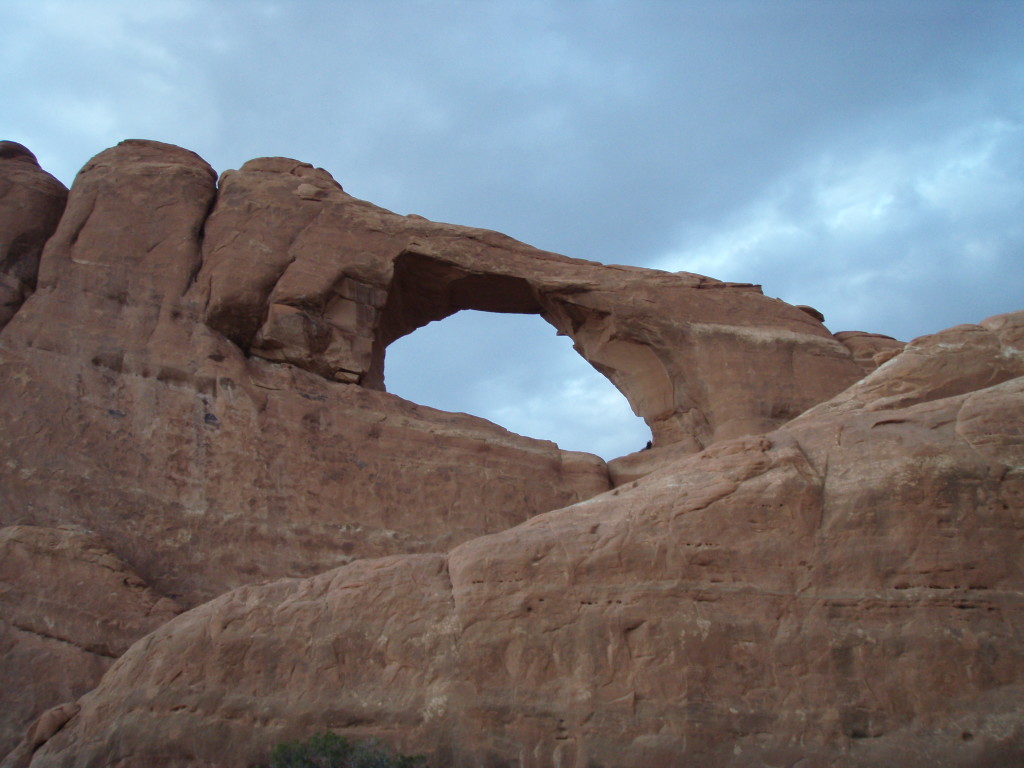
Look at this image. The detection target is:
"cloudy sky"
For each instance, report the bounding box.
[6,0,1023,460]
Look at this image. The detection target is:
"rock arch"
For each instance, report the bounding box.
[363,247,684,452]
[194,156,863,453]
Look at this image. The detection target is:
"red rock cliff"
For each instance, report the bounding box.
[2,140,1020,767]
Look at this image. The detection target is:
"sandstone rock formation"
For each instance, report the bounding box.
[0,141,67,328]
[0,142,629,753]
[0,525,182,758]
[193,155,860,451]
[0,138,862,608]
[2,139,1020,767]
[21,310,1024,768]
[0,141,613,611]
[834,330,905,374]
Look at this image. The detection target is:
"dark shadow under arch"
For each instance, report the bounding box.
[364,249,544,390]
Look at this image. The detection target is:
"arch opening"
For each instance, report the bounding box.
[383,310,652,461]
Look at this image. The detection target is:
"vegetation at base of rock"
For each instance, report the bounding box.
[268,732,425,768]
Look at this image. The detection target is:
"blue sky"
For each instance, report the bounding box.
[6,0,1023,459]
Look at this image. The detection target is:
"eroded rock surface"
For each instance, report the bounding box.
[834,330,906,374]
[0,140,614,750]
[0,141,67,328]
[814,313,1023,416]
[0,141,609,613]
[7,139,1019,767]
[0,139,861,612]
[0,526,182,759]
[0,140,863,752]
[26,312,1024,768]
[191,156,861,450]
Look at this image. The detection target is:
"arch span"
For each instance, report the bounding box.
[364,248,682,450]
[195,160,863,454]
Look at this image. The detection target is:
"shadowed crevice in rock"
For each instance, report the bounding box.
[5,623,120,662]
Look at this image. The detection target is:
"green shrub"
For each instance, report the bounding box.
[269,732,425,768]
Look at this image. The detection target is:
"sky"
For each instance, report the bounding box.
[5,0,1023,460]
